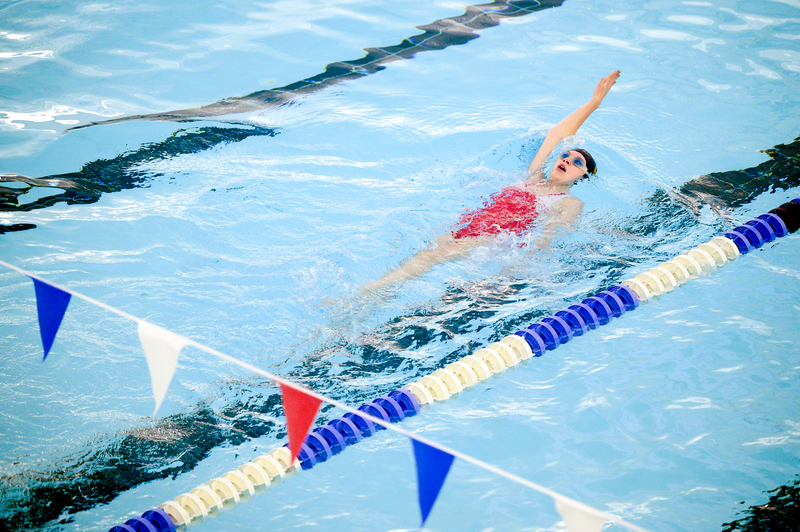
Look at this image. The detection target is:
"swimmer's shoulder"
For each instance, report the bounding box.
[549,194,583,217]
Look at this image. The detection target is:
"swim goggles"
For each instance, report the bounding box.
[559,152,587,171]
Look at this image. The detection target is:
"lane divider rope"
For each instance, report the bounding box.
[73,198,800,531]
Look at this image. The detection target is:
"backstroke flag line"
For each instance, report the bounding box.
[31,277,71,361]
[137,320,189,416]
[280,383,323,463]
[2,259,653,532]
[412,438,455,526]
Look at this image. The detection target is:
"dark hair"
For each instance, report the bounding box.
[574,148,597,175]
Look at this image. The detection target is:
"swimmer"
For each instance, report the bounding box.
[365,69,620,291]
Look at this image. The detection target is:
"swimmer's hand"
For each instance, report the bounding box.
[527,70,620,177]
[591,69,620,107]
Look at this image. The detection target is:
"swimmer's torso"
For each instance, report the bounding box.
[452,183,566,239]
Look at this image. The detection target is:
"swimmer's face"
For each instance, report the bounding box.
[549,150,588,185]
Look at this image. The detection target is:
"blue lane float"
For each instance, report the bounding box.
[292,388,422,470]
[112,198,799,531]
[110,509,175,532]
[512,284,638,356]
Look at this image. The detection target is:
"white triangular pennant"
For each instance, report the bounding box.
[137,320,188,416]
[555,499,606,532]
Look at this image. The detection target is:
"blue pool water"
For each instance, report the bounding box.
[1,0,799,530]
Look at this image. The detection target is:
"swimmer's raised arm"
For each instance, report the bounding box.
[527,69,620,179]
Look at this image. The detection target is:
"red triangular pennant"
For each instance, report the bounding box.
[280,383,322,463]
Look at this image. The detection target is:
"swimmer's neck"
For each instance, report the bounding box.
[524,179,571,195]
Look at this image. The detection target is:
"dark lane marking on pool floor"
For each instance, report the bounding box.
[68,0,565,129]
[0,125,278,225]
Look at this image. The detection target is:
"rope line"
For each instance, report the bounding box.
[0,258,650,532]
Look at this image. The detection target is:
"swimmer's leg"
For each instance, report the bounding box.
[364,234,482,291]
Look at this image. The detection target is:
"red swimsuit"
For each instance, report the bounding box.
[452,187,563,239]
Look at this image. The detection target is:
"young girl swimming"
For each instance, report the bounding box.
[365,69,620,290]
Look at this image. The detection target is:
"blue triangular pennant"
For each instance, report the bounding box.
[31,278,71,360]
[412,439,455,526]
